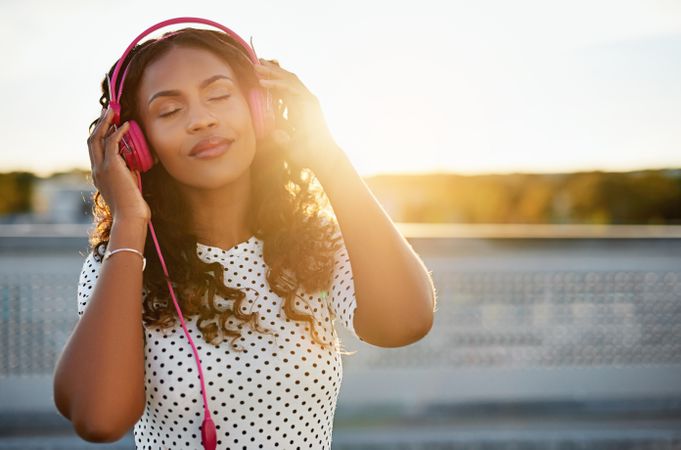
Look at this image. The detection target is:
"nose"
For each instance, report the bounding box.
[186,101,218,133]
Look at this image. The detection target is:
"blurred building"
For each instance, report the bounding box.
[31,173,93,224]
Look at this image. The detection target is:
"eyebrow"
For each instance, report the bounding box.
[147,74,234,106]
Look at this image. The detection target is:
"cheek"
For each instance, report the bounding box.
[234,96,256,131]
[145,122,179,157]
[230,100,254,138]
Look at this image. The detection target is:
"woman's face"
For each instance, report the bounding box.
[136,45,256,188]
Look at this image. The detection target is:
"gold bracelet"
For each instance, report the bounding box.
[103,247,146,271]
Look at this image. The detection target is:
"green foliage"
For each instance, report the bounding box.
[0,172,36,214]
[364,169,681,225]
[1,168,680,224]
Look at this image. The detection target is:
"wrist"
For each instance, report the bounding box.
[103,247,147,271]
[113,215,150,228]
[110,217,149,252]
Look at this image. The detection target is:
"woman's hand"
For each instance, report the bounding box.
[87,107,152,223]
[255,59,344,174]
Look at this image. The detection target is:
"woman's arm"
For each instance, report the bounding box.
[253,59,435,347]
[315,145,436,348]
[53,217,148,442]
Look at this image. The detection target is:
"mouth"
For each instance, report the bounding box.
[189,136,234,159]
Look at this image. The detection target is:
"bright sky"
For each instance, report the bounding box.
[2,0,680,177]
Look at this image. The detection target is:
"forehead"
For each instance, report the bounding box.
[138,46,238,95]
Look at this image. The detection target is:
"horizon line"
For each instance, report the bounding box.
[4,165,681,179]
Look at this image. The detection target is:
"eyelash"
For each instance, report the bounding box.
[159,95,231,118]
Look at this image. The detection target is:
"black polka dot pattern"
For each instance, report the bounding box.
[76,234,358,449]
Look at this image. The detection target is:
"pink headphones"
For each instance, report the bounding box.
[105,17,276,450]
[108,16,275,173]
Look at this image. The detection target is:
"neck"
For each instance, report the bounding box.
[180,168,253,249]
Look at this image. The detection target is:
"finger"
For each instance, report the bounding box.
[91,108,115,157]
[257,58,295,79]
[89,108,112,167]
[254,64,285,82]
[88,135,96,169]
[254,63,276,78]
[94,106,110,131]
[258,78,304,96]
[254,66,295,87]
[90,108,107,140]
[96,107,116,141]
[103,122,130,164]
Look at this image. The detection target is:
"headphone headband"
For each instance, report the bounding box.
[108,17,260,123]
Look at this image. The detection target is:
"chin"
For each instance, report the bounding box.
[182,159,254,188]
[192,168,249,187]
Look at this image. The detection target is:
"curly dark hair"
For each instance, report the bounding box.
[86,27,354,355]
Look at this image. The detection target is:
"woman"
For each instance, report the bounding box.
[53,19,435,450]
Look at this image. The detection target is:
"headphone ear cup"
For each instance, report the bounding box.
[119,120,155,173]
[249,88,276,140]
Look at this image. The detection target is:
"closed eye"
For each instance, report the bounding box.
[159,95,231,118]
[159,109,180,118]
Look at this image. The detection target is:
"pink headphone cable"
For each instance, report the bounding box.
[132,170,217,448]
[105,18,276,448]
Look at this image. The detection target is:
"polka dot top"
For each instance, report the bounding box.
[76,233,359,449]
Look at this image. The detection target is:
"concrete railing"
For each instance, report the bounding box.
[1,223,680,448]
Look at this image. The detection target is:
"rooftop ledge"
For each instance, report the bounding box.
[1,223,681,239]
[395,223,681,239]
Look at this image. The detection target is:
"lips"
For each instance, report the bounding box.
[189,136,234,158]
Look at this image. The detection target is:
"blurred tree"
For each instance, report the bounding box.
[0,172,35,214]
[1,168,679,224]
